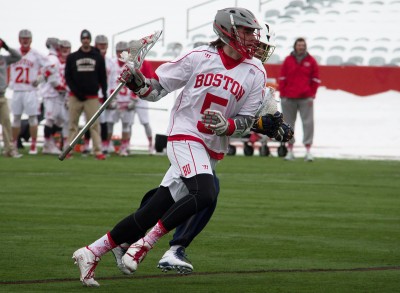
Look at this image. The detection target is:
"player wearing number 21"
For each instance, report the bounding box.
[72,7,268,286]
[9,30,47,155]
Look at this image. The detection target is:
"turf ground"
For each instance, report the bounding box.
[0,153,399,292]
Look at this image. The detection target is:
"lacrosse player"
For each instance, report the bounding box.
[40,37,66,155]
[58,40,71,151]
[127,55,155,154]
[72,7,289,286]
[9,30,47,155]
[109,21,293,276]
[94,35,115,155]
[106,41,135,156]
[0,38,22,158]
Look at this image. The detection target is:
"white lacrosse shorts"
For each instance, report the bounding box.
[11,90,40,116]
[161,140,217,202]
[43,95,65,123]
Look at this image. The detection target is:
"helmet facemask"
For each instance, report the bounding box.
[254,22,276,64]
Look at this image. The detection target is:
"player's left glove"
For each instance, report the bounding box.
[251,111,284,138]
[202,109,231,136]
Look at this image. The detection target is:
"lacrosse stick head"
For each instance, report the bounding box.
[255,86,279,117]
[119,30,162,69]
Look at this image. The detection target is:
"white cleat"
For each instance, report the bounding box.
[157,246,193,274]
[42,142,61,155]
[121,239,153,274]
[72,247,100,287]
[28,147,38,155]
[119,149,129,157]
[111,245,133,275]
[304,152,314,162]
[284,150,295,161]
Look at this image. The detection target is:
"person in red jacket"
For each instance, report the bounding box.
[278,37,320,161]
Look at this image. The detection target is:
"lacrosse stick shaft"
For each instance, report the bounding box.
[135,106,168,111]
[58,82,125,161]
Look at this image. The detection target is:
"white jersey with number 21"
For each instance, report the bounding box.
[156,45,267,159]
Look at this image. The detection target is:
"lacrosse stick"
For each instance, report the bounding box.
[135,106,168,111]
[59,30,163,161]
[255,86,279,118]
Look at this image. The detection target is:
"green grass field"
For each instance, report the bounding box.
[0,153,399,292]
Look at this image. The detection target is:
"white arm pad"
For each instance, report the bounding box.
[137,78,169,102]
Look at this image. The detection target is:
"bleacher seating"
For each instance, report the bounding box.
[145,0,398,67]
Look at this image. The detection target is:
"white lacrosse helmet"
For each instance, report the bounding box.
[254,22,276,64]
[116,41,128,52]
[46,37,60,50]
[213,7,262,59]
[95,35,108,44]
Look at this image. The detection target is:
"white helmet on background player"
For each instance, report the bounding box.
[213,7,262,59]
[18,29,32,49]
[254,22,276,64]
[46,37,60,52]
[116,41,128,52]
[59,40,71,60]
[95,35,108,55]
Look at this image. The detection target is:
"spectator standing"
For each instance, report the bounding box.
[9,29,47,155]
[279,37,320,161]
[65,29,107,160]
[0,38,22,158]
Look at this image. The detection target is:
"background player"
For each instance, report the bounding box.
[40,37,66,155]
[127,40,154,154]
[107,41,135,156]
[9,29,47,155]
[58,40,72,151]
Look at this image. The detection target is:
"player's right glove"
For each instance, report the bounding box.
[117,65,149,95]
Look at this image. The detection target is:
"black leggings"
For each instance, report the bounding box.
[109,173,217,245]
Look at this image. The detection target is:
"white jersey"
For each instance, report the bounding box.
[109,59,133,105]
[40,51,62,98]
[9,48,46,91]
[98,56,115,100]
[157,45,267,159]
[58,59,68,97]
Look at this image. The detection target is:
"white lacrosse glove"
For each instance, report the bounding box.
[201,109,232,136]
[127,99,138,111]
[107,100,118,110]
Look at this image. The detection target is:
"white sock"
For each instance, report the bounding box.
[142,221,168,247]
[87,233,115,257]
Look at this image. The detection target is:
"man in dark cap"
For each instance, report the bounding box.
[64,29,108,160]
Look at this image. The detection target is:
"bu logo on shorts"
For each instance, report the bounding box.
[182,164,191,176]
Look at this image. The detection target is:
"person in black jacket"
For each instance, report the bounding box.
[65,29,107,160]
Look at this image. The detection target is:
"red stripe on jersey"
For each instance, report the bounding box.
[168,135,224,160]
